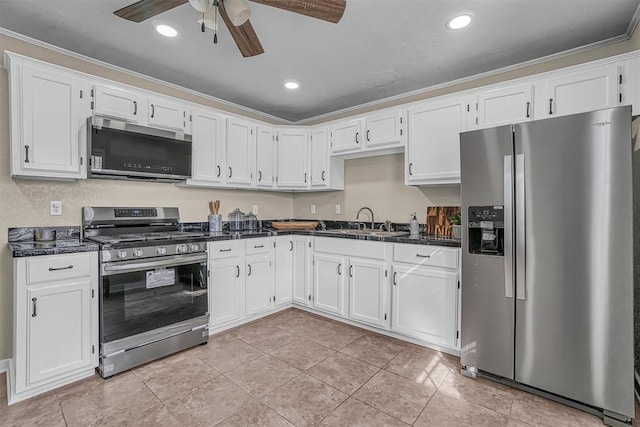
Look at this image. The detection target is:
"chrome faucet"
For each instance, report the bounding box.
[356,206,375,230]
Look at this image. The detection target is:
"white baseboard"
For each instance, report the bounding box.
[0,358,9,373]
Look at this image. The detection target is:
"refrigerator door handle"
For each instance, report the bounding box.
[515,154,526,300]
[504,155,514,299]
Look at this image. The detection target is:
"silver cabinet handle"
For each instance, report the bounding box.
[504,155,514,299]
[416,254,431,258]
[366,129,370,141]
[409,162,413,175]
[355,132,359,144]
[236,265,240,278]
[304,173,307,183]
[247,264,252,276]
[151,104,155,118]
[515,154,526,300]
[525,101,530,118]
[289,241,293,251]
[349,265,353,277]
[24,145,30,163]
[49,265,73,271]
[258,170,262,182]
[322,170,325,181]
[548,98,553,115]
[217,165,221,177]
[133,100,137,115]
[337,263,342,275]
[32,298,37,317]
[228,167,232,178]
[393,272,397,286]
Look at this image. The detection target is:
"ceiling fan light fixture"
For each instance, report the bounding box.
[446,13,473,30]
[155,24,178,37]
[284,81,300,90]
[188,0,211,13]
[225,0,251,26]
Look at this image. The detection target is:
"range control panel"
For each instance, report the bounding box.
[115,208,158,218]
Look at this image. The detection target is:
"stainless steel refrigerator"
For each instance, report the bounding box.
[460,106,634,425]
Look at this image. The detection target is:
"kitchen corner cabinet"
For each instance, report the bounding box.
[406,96,472,186]
[226,117,256,187]
[292,236,313,306]
[11,252,98,403]
[208,241,245,327]
[274,236,294,305]
[245,238,276,316]
[256,126,276,188]
[276,128,309,189]
[310,127,344,190]
[7,57,91,180]
[189,108,225,184]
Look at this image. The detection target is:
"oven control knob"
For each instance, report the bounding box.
[133,249,144,258]
[190,243,200,252]
[156,246,167,256]
[176,244,188,254]
[116,250,128,259]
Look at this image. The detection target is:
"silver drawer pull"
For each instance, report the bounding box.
[219,248,232,252]
[416,254,431,258]
[49,265,74,271]
[254,245,264,248]
[32,298,37,317]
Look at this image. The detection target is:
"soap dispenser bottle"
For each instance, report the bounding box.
[409,212,419,237]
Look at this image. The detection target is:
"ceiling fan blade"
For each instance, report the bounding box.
[219,1,265,57]
[249,0,346,24]
[114,0,188,22]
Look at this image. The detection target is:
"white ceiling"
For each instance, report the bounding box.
[1,0,639,122]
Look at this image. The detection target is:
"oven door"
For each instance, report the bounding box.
[99,253,208,349]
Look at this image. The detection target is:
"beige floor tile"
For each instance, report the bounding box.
[510,392,603,427]
[216,402,294,427]
[0,391,61,427]
[231,322,299,353]
[307,352,379,395]
[415,390,509,426]
[305,323,365,351]
[353,369,436,424]
[189,333,264,373]
[383,347,452,388]
[275,313,334,337]
[269,338,335,370]
[437,371,516,416]
[165,376,252,426]
[226,354,301,397]
[135,354,220,401]
[55,373,105,404]
[262,373,348,426]
[340,334,407,367]
[319,397,409,426]
[507,418,535,427]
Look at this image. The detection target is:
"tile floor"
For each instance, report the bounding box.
[0,308,618,426]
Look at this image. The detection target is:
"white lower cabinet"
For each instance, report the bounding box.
[208,241,245,327]
[274,236,293,306]
[313,253,347,316]
[348,258,389,328]
[11,252,98,403]
[292,236,313,306]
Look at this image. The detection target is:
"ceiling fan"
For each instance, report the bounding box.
[113,0,347,57]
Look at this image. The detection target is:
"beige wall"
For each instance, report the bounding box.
[0,33,294,359]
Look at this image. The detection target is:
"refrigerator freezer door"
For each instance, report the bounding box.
[514,106,633,418]
[460,125,515,380]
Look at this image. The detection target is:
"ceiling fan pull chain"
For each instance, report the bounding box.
[213,1,218,44]
[201,12,206,32]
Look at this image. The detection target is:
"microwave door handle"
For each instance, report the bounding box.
[102,253,207,275]
[515,154,526,300]
[504,155,514,299]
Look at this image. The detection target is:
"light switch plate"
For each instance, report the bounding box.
[310,205,316,214]
[252,205,259,215]
[334,204,341,215]
[50,201,62,216]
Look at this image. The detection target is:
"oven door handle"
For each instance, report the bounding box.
[102,253,207,275]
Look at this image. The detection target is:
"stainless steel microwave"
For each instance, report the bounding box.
[87,116,192,182]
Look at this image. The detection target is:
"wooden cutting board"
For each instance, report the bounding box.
[426,206,460,237]
[272,221,318,230]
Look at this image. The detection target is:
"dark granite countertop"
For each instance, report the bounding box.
[8,239,100,258]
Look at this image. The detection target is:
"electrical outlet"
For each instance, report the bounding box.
[50,201,62,216]
[334,204,341,215]
[252,205,259,215]
[310,205,316,214]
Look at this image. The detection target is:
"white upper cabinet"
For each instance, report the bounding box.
[364,109,406,148]
[93,84,140,123]
[147,96,188,132]
[406,95,473,185]
[474,83,534,129]
[539,63,621,118]
[226,117,256,186]
[256,126,276,188]
[190,108,224,184]
[276,128,309,188]
[9,59,91,179]
[330,119,363,154]
[310,127,344,190]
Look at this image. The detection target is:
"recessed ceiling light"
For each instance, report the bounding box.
[284,81,299,90]
[446,14,472,30]
[155,24,178,38]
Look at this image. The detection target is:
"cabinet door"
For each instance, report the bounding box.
[226,118,255,186]
[191,109,224,183]
[93,85,140,122]
[391,264,457,347]
[476,84,533,129]
[292,237,312,306]
[365,109,405,148]
[27,280,93,384]
[545,63,620,118]
[275,237,293,306]
[256,126,275,188]
[277,128,309,188]
[348,258,388,328]
[331,119,363,154]
[313,253,347,316]
[210,257,244,326]
[15,65,90,178]
[406,97,469,185]
[147,96,186,132]
[310,127,329,187]
[246,253,275,316]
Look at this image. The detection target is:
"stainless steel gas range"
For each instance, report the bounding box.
[83,207,209,378]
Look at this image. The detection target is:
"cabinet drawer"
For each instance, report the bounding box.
[245,237,275,255]
[314,237,387,259]
[26,253,94,285]
[393,244,458,269]
[208,240,244,260]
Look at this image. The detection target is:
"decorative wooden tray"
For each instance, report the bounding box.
[272,221,318,230]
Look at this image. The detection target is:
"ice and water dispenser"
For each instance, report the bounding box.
[467,206,504,256]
